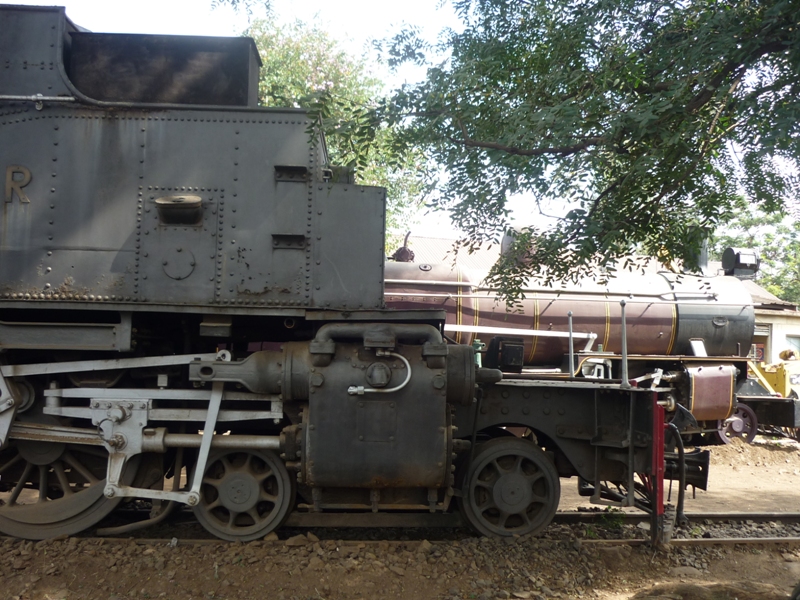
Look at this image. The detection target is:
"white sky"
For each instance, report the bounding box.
[8,0,543,239]
[10,0,460,86]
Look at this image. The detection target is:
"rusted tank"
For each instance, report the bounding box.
[385,261,754,365]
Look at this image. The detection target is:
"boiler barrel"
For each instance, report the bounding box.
[384,263,754,366]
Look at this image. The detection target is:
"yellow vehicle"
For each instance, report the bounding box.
[740,361,800,440]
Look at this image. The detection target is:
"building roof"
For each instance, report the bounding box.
[740,279,797,310]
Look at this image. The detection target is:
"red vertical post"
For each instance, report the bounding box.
[650,393,665,544]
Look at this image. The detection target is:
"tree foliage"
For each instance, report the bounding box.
[245,20,427,244]
[211,0,271,15]
[350,0,800,301]
[712,199,800,304]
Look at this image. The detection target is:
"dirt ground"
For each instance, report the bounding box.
[1,437,800,600]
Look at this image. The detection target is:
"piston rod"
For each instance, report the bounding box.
[161,432,281,451]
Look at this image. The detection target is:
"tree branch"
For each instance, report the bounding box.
[451,117,607,156]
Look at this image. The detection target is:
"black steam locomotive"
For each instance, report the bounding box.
[0,5,754,542]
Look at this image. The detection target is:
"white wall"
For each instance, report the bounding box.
[755,309,800,363]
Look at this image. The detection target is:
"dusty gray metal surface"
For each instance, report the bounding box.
[0,313,132,350]
[0,5,385,314]
[68,33,261,106]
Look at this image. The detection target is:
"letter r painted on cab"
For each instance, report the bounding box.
[5,165,32,203]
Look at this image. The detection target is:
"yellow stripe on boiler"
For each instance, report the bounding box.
[666,302,677,355]
[528,293,539,363]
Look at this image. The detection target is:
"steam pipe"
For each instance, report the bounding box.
[314,323,443,345]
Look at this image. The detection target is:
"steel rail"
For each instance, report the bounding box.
[6,535,799,547]
[554,511,800,524]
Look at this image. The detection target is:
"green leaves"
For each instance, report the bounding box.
[246,20,429,244]
[365,0,800,301]
[712,199,800,304]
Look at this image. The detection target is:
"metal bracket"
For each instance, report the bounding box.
[102,381,226,506]
[0,369,18,448]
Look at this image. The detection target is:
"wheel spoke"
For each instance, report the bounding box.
[9,462,34,505]
[205,497,222,511]
[38,465,48,501]
[494,510,510,528]
[474,478,493,490]
[246,507,263,523]
[62,451,100,484]
[260,489,278,504]
[530,493,549,505]
[0,452,23,474]
[53,461,74,497]
[490,458,507,475]
[244,453,257,471]
[478,463,500,485]
[473,492,495,510]
[525,471,544,486]
[227,509,238,527]
[254,469,274,484]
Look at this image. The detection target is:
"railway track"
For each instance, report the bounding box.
[12,533,798,548]
[9,509,797,547]
[3,512,798,600]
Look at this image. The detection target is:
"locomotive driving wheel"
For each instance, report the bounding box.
[0,416,136,540]
[193,449,294,541]
[459,437,560,537]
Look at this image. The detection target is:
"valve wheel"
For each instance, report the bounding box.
[459,437,560,537]
[193,449,294,541]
